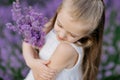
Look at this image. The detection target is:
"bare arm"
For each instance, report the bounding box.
[22,41,39,67]
[22,17,54,67]
[47,42,78,77]
[22,18,57,80]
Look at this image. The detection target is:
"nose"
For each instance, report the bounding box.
[58,31,66,40]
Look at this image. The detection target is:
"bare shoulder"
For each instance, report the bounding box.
[47,41,78,73]
[56,41,77,56]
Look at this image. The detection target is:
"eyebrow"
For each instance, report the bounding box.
[57,19,79,37]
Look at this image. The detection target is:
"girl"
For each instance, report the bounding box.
[23,0,105,80]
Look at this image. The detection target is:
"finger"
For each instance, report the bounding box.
[40,68,57,79]
[40,65,56,73]
[39,63,57,74]
[33,70,48,80]
[47,67,57,73]
[39,66,55,78]
[40,73,52,80]
[41,72,56,80]
[38,63,57,76]
[42,69,56,77]
[41,60,51,64]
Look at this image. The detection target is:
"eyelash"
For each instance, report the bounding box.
[70,34,76,38]
[58,24,62,28]
[57,23,76,38]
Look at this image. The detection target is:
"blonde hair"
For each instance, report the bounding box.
[47,0,105,80]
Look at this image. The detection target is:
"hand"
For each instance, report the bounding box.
[30,59,57,80]
[23,40,42,50]
[22,41,40,59]
[22,41,57,80]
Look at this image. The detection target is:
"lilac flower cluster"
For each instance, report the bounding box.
[0,0,62,80]
[6,0,48,48]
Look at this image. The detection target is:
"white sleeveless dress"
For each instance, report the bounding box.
[24,29,84,80]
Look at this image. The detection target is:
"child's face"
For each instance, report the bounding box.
[54,7,89,43]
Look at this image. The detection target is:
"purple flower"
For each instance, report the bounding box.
[104,70,112,77]
[6,0,48,48]
[0,69,4,78]
[3,75,13,80]
[116,13,120,25]
[107,46,116,55]
[1,47,9,61]
[115,65,120,74]
[10,55,22,69]
[0,6,12,23]
[113,0,120,12]
[101,53,108,63]
[21,67,29,77]
[104,62,115,70]
[97,73,102,80]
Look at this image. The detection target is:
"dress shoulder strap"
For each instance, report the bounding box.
[69,43,84,55]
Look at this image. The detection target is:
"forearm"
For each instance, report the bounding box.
[22,41,39,67]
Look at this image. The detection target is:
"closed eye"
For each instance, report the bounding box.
[57,21,63,28]
[58,24,63,28]
[70,34,76,38]
[57,19,78,38]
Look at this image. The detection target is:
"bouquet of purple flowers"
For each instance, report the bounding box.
[6,0,48,48]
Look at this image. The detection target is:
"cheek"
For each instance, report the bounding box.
[54,23,62,33]
[54,23,59,31]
